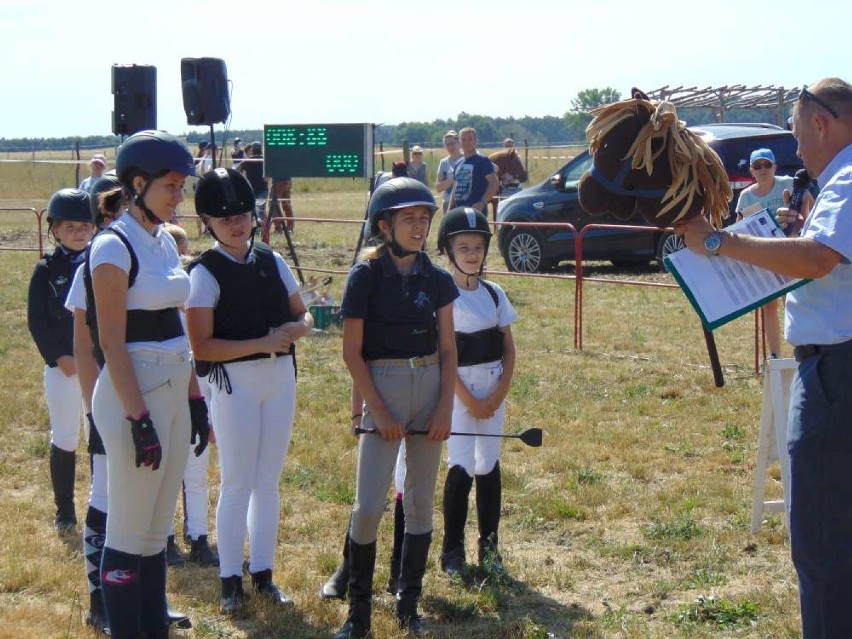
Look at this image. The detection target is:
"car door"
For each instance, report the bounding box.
[550,152,656,261]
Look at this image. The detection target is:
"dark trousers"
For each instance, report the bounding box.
[787,344,852,639]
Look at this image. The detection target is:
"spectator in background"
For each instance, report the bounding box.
[231,138,245,168]
[735,148,813,359]
[236,141,268,202]
[270,178,295,233]
[408,146,429,187]
[449,127,499,217]
[79,154,107,192]
[195,141,213,174]
[436,131,463,213]
[676,77,852,639]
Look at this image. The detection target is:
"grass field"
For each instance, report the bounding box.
[0,156,801,638]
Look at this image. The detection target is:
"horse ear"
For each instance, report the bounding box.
[631,87,649,101]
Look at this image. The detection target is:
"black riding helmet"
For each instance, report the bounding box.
[438,206,492,280]
[195,168,256,217]
[115,130,196,225]
[47,188,92,225]
[437,206,492,255]
[195,168,258,250]
[364,177,437,242]
[89,172,122,228]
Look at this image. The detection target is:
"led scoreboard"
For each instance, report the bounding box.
[263,123,373,179]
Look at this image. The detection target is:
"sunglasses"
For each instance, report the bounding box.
[751,161,774,170]
[799,86,840,119]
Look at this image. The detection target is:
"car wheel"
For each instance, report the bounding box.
[657,232,685,268]
[503,228,547,273]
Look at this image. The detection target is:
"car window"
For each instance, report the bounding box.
[561,153,593,189]
[713,134,802,176]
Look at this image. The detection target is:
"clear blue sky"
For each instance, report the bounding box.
[3,0,849,139]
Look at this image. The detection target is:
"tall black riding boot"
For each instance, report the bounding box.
[396,531,432,635]
[49,444,77,532]
[251,568,294,607]
[440,465,473,576]
[387,495,405,594]
[333,539,376,639]
[476,461,503,570]
[321,516,351,600]
[139,551,168,638]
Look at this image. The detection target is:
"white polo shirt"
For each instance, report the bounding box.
[88,214,190,353]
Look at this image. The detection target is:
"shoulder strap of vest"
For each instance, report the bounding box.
[480,280,500,308]
[86,227,138,287]
[83,227,139,314]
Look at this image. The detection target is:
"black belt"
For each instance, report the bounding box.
[794,340,852,362]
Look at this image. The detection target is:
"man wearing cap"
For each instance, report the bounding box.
[449,127,499,216]
[407,145,429,187]
[677,77,852,639]
[79,154,107,192]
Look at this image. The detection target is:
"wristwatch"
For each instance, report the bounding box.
[704,231,725,256]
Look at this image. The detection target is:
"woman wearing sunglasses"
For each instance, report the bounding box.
[735,148,813,358]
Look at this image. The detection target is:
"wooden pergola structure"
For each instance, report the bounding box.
[646,85,802,126]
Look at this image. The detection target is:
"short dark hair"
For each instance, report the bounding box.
[796,78,852,119]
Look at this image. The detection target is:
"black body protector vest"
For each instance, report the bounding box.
[188,242,295,390]
[362,257,438,360]
[83,228,184,368]
[455,280,505,367]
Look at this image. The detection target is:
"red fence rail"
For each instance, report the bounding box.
[0,207,45,254]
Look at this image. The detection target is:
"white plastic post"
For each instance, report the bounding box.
[750,358,796,533]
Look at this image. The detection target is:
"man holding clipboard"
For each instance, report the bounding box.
[677,78,852,639]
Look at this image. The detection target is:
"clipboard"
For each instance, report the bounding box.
[664,209,811,330]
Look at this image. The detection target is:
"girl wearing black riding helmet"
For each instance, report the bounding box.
[436,207,518,578]
[186,167,313,614]
[27,188,95,535]
[333,177,458,638]
[88,130,209,639]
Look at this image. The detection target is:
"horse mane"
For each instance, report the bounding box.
[586,98,731,228]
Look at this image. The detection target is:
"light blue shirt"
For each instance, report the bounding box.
[785,143,852,345]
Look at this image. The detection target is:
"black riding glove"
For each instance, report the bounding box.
[189,397,210,457]
[128,412,162,470]
[86,412,106,455]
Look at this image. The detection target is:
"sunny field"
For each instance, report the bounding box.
[0,154,799,638]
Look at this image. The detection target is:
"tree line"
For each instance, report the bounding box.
[0,88,790,153]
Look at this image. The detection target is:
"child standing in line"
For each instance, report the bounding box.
[185,168,313,614]
[436,207,518,577]
[87,130,208,639]
[333,177,457,639]
[67,175,193,635]
[163,223,220,568]
[27,188,95,533]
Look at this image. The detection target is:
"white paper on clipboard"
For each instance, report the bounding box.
[664,209,810,330]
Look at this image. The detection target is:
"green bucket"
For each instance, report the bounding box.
[310,305,341,330]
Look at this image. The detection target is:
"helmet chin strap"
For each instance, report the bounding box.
[134,181,164,226]
[204,213,259,257]
[388,224,420,258]
[448,250,484,287]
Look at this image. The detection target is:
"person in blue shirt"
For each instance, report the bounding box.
[677,77,852,639]
[449,127,499,217]
[334,177,457,638]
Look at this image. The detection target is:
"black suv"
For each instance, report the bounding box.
[496,123,803,273]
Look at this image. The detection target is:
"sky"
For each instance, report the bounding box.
[2,0,850,139]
